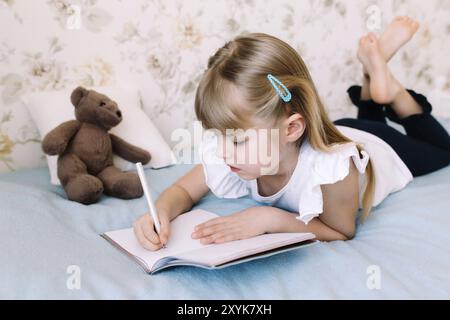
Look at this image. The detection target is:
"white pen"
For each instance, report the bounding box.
[136,162,167,249]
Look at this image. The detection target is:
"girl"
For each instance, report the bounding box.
[133,17,450,250]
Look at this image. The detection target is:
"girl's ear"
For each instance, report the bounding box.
[285,113,306,142]
[71,86,88,107]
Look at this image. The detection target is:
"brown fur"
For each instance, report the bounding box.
[42,87,151,204]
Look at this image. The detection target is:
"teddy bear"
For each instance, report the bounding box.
[41,86,151,204]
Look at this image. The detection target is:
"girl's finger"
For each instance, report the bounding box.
[199,228,236,244]
[134,223,161,251]
[195,217,226,231]
[159,216,170,244]
[214,232,241,244]
[193,222,230,239]
[141,220,161,245]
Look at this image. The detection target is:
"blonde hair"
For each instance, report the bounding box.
[195,33,375,223]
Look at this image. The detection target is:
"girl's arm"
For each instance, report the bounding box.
[193,160,360,244]
[192,205,349,244]
[261,206,349,241]
[266,160,361,241]
[134,164,210,250]
[156,164,210,221]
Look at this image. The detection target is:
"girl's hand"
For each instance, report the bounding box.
[133,209,171,251]
[191,207,270,244]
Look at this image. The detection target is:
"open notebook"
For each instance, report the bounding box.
[102,209,317,274]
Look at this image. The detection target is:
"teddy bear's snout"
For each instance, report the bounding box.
[104,103,121,119]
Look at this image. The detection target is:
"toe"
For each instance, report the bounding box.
[367,33,377,43]
[360,36,367,45]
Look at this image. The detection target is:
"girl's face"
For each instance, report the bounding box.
[215,113,305,180]
[216,126,278,180]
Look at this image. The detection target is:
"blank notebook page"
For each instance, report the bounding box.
[104,209,217,269]
[104,209,314,269]
[175,232,315,266]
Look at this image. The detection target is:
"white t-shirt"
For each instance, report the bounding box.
[198,125,413,224]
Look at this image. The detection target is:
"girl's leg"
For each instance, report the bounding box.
[347,82,450,151]
[347,84,386,123]
[358,32,450,151]
[360,75,371,101]
[340,27,450,176]
[349,17,420,123]
[333,118,450,177]
[385,87,450,151]
[386,83,422,118]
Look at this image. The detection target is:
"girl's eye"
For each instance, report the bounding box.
[99,101,106,107]
[233,138,247,146]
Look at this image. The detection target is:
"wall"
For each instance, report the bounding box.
[1,0,449,172]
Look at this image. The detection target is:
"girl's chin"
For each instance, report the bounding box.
[234,171,258,180]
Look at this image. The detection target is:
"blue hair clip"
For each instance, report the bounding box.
[267,74,291,103]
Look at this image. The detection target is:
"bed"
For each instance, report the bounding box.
[1,120,449,299]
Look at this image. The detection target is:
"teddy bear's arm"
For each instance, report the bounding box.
[42,120,82,156]
[110,133,151,165]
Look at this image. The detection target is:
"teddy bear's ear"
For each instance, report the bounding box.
[70,86,88,107]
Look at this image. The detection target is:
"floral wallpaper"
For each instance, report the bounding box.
[0,0,449,173]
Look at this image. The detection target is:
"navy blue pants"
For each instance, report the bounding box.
[333,86,450,177]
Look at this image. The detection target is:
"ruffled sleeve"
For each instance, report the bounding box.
[198,132,249,199]
[296,142,369,224]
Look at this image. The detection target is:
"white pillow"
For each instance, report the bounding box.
[23,86,177,185]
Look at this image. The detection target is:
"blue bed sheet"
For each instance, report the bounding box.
[1,120,450,299]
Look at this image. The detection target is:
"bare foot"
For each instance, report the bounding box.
[361,17,419,77]
[357,33,401,104]
[379,16,420,62]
